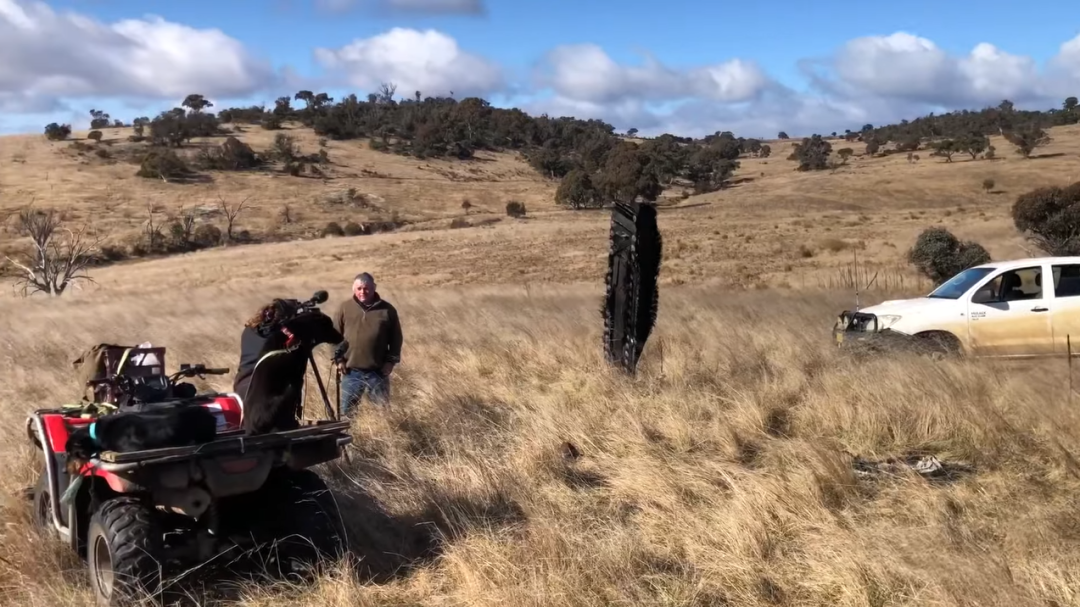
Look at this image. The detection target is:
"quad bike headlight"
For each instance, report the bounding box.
[875,314,902,330]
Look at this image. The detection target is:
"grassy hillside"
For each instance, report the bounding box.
[2,121,1079,292]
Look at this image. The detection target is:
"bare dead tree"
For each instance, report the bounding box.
[144,200,163,252]
[4,204,100,296]
[170,204,196,247]
[217,194,250,242]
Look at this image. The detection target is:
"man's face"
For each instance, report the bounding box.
[353,280,375,302]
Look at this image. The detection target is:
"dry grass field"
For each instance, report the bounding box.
[3,274,1080,606]
[2,120,1080,606]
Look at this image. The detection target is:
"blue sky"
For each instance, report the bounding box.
[2,0,1078,137]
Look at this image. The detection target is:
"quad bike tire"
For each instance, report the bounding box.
[31,472,54,535]
[87,497,163,607]
[602,201,663,375]
[246,468,346,581]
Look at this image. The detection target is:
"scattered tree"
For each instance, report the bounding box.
[960,133,990,159]
[931,139,957,162]
[982,178,995,194]
[89,109,111,130]
[182,94,214,113]
[1004,124,1052,158]
[1011,181,1080,255]
[789,134,832,171]
[555,169,602,209]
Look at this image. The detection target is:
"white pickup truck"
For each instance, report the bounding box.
[834,256,1080,357]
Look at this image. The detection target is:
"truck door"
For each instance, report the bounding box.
[966,264,1054,356]
[1049,262,1080,355]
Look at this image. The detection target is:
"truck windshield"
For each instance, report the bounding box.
[927,267,995,299]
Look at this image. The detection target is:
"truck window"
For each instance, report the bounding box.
[928,267,994,299]
[1052,264,1080,297]
[973,266,1043,303]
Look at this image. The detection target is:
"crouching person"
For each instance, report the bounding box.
[332,272,403,417]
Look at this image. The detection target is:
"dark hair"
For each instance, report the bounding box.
[244,299,298,331]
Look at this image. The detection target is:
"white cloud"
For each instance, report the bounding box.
[530,31,1080,138]
[534,44,771,104]
[3,1,1079,142]
[314,27,504,99]
[828,32,1047,107]
[0,0,277,111]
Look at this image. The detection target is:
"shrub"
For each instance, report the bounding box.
[195,136,261,171]
[506,201,526,218]
[1011,181,1080,255]
[136,149,191,180]
[343,221,365,236]
[907,227,991,285]
[44,123,71,141]
[192,224,222,248]
[87,130,103,142]
[323,221,345,237]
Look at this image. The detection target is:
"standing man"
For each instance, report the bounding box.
[331,272,403,416]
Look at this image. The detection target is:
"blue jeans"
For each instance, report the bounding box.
[339,368,389,417]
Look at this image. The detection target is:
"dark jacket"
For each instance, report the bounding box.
[233,326,271,397]
[332,295,402,371]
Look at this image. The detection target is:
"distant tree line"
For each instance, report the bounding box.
[39,85,1079,203]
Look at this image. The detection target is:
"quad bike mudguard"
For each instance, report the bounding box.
[26,393,247,547]
[602,201,663,374]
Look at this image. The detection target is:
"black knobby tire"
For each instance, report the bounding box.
[31,472,54,533]
[602,201,663,374]
[250,468,346,580]
[87,497,163,607]
[916,332,963,360]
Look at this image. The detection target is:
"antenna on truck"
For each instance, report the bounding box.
[851,248,879,314]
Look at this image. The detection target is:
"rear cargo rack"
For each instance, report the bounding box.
[94,420,351,470]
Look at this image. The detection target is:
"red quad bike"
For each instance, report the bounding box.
[24,301,352,606]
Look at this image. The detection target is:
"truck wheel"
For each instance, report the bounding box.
[87,497,162,607]
[916,332,962,360]
[253,468,346,580]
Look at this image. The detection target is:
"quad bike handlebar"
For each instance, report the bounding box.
[173,364,231,381]
[85,363,231,407]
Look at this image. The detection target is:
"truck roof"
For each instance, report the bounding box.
[972,256,1080,271]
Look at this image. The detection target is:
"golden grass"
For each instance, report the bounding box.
[3,262,1080,605]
